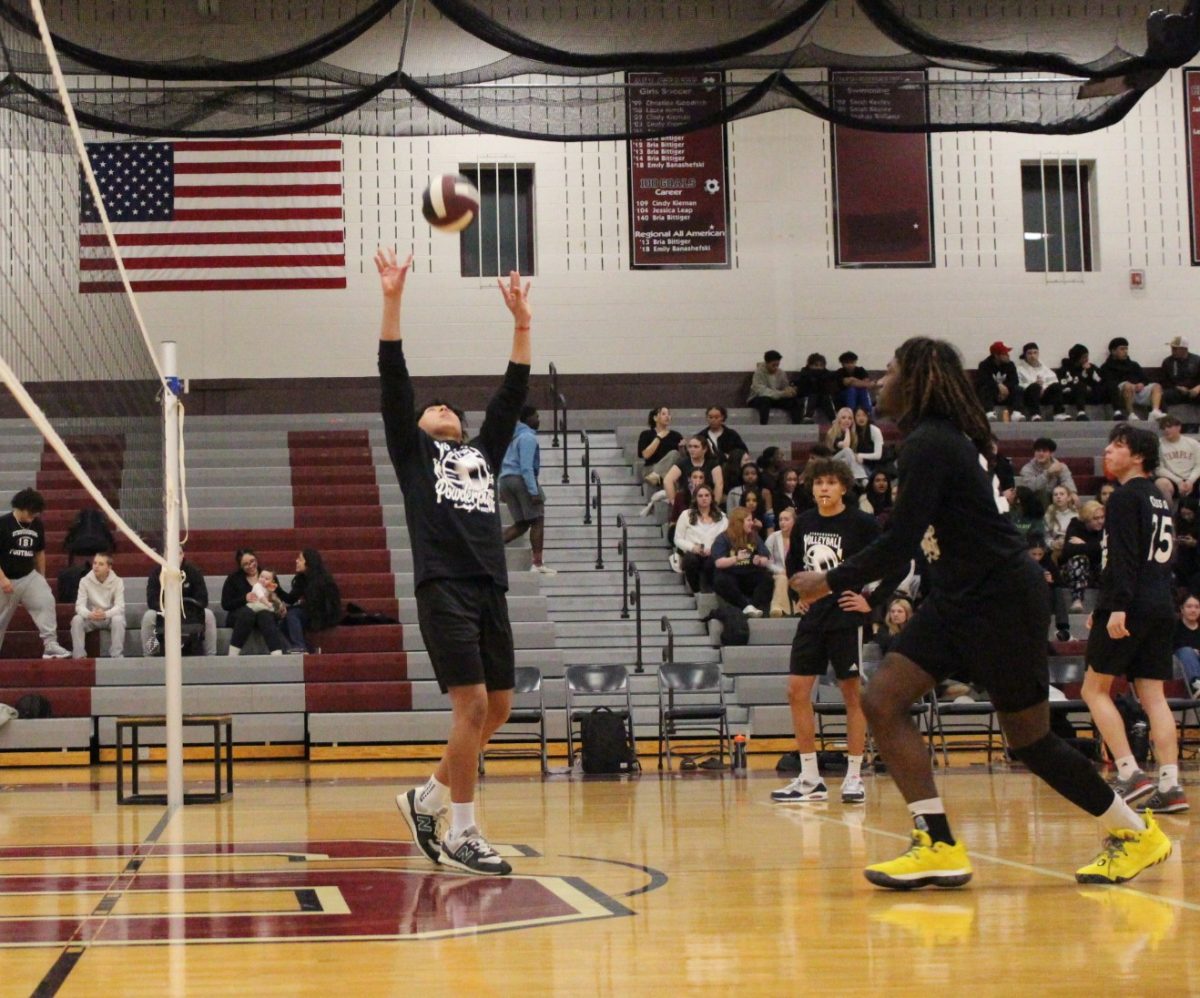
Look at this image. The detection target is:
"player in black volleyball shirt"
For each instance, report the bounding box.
[376,247,531,876]
[772,458,882,806]
[1082,426,1187,814]
[0,488,70,659]
[792,337,1171,888]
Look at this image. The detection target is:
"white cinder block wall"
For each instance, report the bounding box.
[53,1,1199,380]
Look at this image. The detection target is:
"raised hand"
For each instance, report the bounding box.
[374,246,412,300]
[497,270,532,327]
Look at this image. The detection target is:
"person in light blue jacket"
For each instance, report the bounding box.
[499,407,556,574]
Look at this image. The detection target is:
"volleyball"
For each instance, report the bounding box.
[421,173,480,233]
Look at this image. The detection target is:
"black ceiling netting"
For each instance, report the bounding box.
[0,0,1197,139]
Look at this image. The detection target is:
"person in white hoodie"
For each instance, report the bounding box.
[1156,414,1200,503]
[70,553,125,659]
[1015,342,1070,421]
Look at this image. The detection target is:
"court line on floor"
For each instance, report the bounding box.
[29,809,173,998]
[758,802,1200,913]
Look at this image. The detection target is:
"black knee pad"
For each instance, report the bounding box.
[1008,731,1060,777]
[1010,731,1113,817]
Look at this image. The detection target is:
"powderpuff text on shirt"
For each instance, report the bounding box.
[432,441,497,514]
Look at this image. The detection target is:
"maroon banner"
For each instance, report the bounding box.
[627,72,730,269]
[1185,69,1200,265]
[830,71,934,267]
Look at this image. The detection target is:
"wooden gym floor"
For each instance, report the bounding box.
[0,756,1197,997]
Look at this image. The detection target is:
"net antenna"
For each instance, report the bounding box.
[10,0,189,812]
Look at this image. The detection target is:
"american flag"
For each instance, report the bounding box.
[79,139,346,293]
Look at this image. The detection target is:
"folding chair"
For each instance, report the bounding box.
[564,665,638,770]
[656,663,729,770]
[480,667,548,775]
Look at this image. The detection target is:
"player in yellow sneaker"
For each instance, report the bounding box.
[1075,810,1172,884]
[864,828,973,890]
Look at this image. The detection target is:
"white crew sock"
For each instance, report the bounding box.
[846,755,863,780]
[416,775,449,814]
[1159,764,1179,792]
[450,801,476,839]
[799,752,819,784]
[1100,792,1146,834]
[1114,754,1138,780]
[907,796,946,818]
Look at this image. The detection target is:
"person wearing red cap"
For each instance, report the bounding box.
[974,341,1024,422]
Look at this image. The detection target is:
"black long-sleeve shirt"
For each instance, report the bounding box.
[221,570,253,614]
[147,560,208,612]
[827,417,1026,602]
[379,340,529,589]
[1097,476,1175,617]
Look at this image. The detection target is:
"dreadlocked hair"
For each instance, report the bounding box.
[892,337,992,457]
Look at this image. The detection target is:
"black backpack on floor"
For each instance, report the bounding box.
[707,598,750,647]
[580,707,635,774]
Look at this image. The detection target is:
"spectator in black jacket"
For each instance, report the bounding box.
[836,351,875,415]
[221,548,285,656]
[1160,336,1200,408]
[794,353,837,424]
[280,548,343,653]
[975,341,1024,421]
[1057,344,1117,420]
[141,558,217,656]
[1027,535,1072,642]
[1062,500,1105,610]
[696,406,748,465]
[1101,337,1165,420]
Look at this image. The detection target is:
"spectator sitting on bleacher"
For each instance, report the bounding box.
[748,350,799,425]
[859,470,894,525]
[1016,342,1070,421]
[70,552,124,659]
[672,484,726,594]
[709,507,773,618]
[0,488,70,659]
[741,488,774,537]
[757,446,787,495]
[1062,499,1105,610]
[1155,414,1200,504]
[975,341,1024,422]
[774,467,801,516]
[766,506,796,617]
[278,549,342,654]
[1007,486,1044,541]
[1160,336,1200,409]
[668,468,709,533]
[1173,594,1200,696]
[637,406,683,487]
[1018,437,1076,506]
[141,557,216,656]
[872,595,913,657]
[988,435,1017,511]
[836,351,875,414]
[1056,343,1113,421]
[1097,480,1115,506]
[221,549,285,657]
[1100,336,1165,420]
[795,353,837,424]
[1174,504,1200,589]
[1027,535,1072,642]
[853,407,885,475]
[697,405,747,466]
[1042,484,1079,557]
[825,408,868,486]
[726,461,774,519]
[657,435,724,514]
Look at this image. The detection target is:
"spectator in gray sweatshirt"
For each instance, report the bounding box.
[748,350,799,425]
[70,552,125,658]
[1018,437,1076,506]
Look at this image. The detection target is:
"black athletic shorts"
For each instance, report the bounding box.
[1086,610,1174,682]
[415,577,516,693]
[790,626,863,680]
[890,558,1049,713]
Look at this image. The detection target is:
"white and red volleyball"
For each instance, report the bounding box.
[421,173,480,233]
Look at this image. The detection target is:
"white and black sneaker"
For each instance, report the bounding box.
[42,642,70,659]
[396,789,443,864]
[770,777,828,803]
[841,775,866,804]
[438,825,512,876]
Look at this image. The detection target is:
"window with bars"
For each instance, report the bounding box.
[459,164,536,278]
[1021,160,1095,273]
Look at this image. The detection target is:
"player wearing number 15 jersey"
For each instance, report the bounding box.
[791,339,1171,889]
[1082,425,1187,815]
